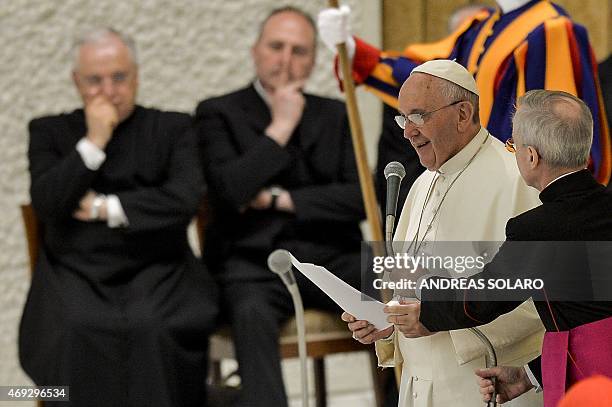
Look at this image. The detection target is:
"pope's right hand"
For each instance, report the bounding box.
[317,5,355,58]
[342,311,394,344]
[85,95,119,149]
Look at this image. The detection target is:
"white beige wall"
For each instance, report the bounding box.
[0,1,382,405]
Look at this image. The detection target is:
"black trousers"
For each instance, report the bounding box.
[20,253,218,407]
[218,251,361,407]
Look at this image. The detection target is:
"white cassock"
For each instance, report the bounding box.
[376,128,545,407]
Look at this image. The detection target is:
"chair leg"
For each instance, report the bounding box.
[313,357,326,407]
[369,351,386,407]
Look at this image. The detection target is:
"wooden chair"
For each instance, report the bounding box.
[196,202,385,407]
[20,204,44,407]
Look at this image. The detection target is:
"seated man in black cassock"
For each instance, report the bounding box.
[194,7,365,407]
[19,28,218,407]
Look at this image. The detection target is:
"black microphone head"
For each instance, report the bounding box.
[267,249,293,275]
[384,161,406,180]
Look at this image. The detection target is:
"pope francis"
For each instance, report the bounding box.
[344,60,545,407]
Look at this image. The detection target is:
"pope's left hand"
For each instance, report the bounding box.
[384,301,433,338]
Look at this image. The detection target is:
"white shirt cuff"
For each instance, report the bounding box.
[76,138,106,170]
[524,364,542,393]
[106,195,129,228]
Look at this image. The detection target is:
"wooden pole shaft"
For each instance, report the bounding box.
[327,1,399,386]
[328,0,383,245]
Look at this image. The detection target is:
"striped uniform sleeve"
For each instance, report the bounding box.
[341,37,409,109]
[342,11,491,110]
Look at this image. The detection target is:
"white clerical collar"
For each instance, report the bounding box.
[437,127,490,175]
[542,169,585,190]
[253,79,271,107]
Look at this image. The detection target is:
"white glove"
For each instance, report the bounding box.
[317,5,356,58]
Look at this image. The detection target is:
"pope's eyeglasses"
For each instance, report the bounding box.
[394,100,463,129]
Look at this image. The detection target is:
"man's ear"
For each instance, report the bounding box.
[457,101,474,131]
[527,146,539,169]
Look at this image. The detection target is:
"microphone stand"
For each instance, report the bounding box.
[268,250,309,407]
[471,326,498,407]
[288,281,309,407]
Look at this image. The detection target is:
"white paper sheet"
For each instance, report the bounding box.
[289,254,392,330]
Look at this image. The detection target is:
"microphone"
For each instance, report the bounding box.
[384,161,406,251]
[267,250,308,407]
[267,249,296,291]
[384,161,406,219]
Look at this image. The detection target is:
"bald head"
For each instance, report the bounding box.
[256,6,317,47]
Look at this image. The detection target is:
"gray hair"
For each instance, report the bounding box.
[72,28,137,70]
[512,90,593,168]
[438,79,480,124]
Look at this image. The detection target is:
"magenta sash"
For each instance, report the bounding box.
[542,317,612,407]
